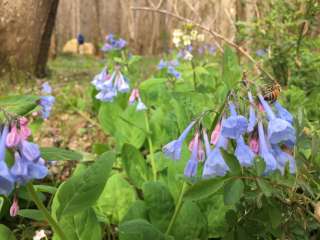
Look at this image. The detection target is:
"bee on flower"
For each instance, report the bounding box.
[162,86,297,178]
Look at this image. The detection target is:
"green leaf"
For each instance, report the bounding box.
[121,144,148,188]
[140,78,167,91]
[254,157,266,176]
[256,179,272,197]
[55,151,115,219]
[94,174,136,224]
[34,185,57,194]
[143,181,175,232]
[18,209,45,221]
[221,46,241,90]
[206,195,232,238]
[268,204,282,229]
[0,197,4,213]
[0,95,39,117]
[41,147,83,161]
[224,179,244,205]
[183,177,227,201]
[99,103,146,149]
[53,208,102,240]
[122,200,148,223]
[221,149,241,175]
[171,201,208,240]
[194,66,209,75]
[119,219,165,240]
[0,224,16,240]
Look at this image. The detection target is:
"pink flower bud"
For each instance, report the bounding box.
[10,196,19,217]
[210,122,221,145]
[188,133,205,162]
[6,125,21,147]
[129,89,139,104]
[197,141,205,162]
[249,136,259,154]
[19,117,29,126]
[20,125,32,140]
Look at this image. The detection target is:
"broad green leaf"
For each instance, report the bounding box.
[99,103,146,149]
[140,78,167,91]
[41,147,83,161]
[122,200,148,223]
[121,144,148,188]
[53,208,101,240]
[143,181,175,232]
[56,151,115,219]
[172,201,208,240]
[0,95,39,117]
[221,149,241,175]
[183,177,227,201]
[18,209,45,221]
[221,46,241,90]
[119,219,165,240]
[0,225,16,240]
[94,173,136,224]
[224,179,244,205]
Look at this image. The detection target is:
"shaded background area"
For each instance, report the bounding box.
[0,0,319,78]
[53,0,240,55]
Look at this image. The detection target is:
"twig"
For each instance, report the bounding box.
[131,6,276,82]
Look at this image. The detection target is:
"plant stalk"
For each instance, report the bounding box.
[144,111,157,181]
[191,60,197,89]
[27,183,67,240]
[165,181,188,235]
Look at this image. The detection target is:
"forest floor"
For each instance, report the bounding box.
[37,54,108,152]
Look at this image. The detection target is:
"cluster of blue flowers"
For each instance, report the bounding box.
[163,91,296,178]
[157,59,181,79]
[39,82,55,119]
[0,118,48,196]
[92,65,130,102]
[101,34,127,52]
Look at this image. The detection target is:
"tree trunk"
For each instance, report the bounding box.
[0,0,59,78]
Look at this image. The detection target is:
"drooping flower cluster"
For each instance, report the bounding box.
[101,33,127,52]
[0,118,48,196]
[157,59,181,79]
[163,91,296,178]
[128,88,147,112]
[39,82,55,120]
[92,65,130,102]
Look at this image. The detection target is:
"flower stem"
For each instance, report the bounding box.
[191,60,197,89]
[144,111,157,181]
[26,183,67,240]
[165,181,188,236]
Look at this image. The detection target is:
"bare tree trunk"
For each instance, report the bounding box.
[0,0,59,78]
[35,0,60,77]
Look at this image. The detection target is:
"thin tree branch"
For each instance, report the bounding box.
[131,6,276,82]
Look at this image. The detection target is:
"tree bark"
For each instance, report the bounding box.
[35,0,60,77]
[0,0,59,78]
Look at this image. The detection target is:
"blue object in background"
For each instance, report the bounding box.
[77,34,85,45]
